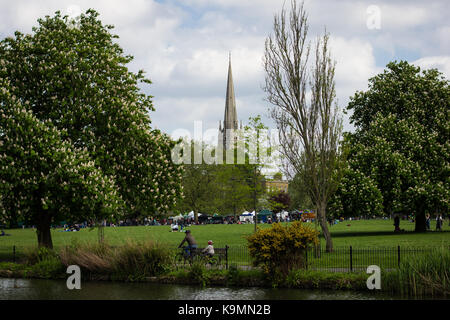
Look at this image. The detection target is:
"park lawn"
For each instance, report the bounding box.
[1,219,449,251]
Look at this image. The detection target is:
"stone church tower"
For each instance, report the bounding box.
[219,54,242,150]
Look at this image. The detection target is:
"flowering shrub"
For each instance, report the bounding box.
[0,10,183,247]
[246,221,319,277]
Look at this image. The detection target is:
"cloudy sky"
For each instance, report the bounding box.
[0,0,449,140]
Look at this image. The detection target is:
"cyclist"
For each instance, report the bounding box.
[202,240,215,257]
[178,229,197,257]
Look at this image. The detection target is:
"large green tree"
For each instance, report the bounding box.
[0,79,122,247]
[328,166,384,219]
[0,10,183,247]
[346,61,449,231]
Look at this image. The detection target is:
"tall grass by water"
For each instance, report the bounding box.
[58,240,173,280]
[383,246,449,298]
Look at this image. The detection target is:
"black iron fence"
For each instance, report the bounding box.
[1,244,447,273]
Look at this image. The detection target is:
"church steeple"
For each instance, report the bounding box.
[223,53,238,131]
[219,53,240,151]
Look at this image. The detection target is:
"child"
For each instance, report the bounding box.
[202,240,215,257]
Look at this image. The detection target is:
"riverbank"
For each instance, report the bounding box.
[1,260,448,299]
[1,242,447,299]
[0,261,378,291]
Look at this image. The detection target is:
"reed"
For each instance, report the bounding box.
[58,240,172,279]
[383,246,449,298]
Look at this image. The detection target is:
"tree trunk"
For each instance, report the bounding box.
[194,211,198,225]
[415,207,426,232]
[98,221,105,243]
[33,185,53,249]
[36,214,53,249]
[318,204,333,252]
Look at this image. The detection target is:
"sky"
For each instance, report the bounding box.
[0,0,449,142]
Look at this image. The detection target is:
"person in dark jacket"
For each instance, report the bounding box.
[436,214,443,231]
[178,229,198,257]
[394,215,401,232]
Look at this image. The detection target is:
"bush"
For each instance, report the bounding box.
[188,261,209,287]
[246,221,319,278]
[23,247,65,278]
[24,247,58,265]
[226,264,240,286]
[31,255,65,279]
[112,240,172,280]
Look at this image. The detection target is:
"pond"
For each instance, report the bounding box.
[0,278,399,300]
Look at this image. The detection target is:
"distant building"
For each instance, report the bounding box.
[264,179,289,193]
[218,53,242,151]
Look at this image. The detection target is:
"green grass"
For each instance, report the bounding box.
[1,219,449,279]
[1,219,448,249]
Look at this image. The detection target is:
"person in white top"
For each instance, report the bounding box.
[202,240,215,257]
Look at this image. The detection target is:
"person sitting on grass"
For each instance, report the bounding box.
[178,229,197,257]
[202,240,215,258]
[0,230,11,236]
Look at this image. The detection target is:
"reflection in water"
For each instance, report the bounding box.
[0,278,394,300]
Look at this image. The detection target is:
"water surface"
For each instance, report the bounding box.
[0,278,398,300]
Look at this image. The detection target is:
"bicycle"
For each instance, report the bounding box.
[175,247,222,267]
[175,246,200,266]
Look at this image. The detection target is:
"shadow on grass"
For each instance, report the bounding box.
[324,230,450,239]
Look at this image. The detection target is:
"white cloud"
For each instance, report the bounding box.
[0,0,448,138]
[412,56,450,78]
[380,4,431,29]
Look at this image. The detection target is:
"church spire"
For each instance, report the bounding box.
[224,52,238,131]
[219,53,240,151]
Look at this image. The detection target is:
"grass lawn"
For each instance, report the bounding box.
[1,218,449,250]
[1,219,448,270]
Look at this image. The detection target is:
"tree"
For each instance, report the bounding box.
[243,115,276,231]
[215,164,253,219]
[0,10,183,247]
[263,0,343,251]
[273,172,283,180]
[328,166,384,219]
[346,61,449,232]
[175,140,218,223]
[268,190,291,213]
[0,79,122,248]
[288,173,313,210]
